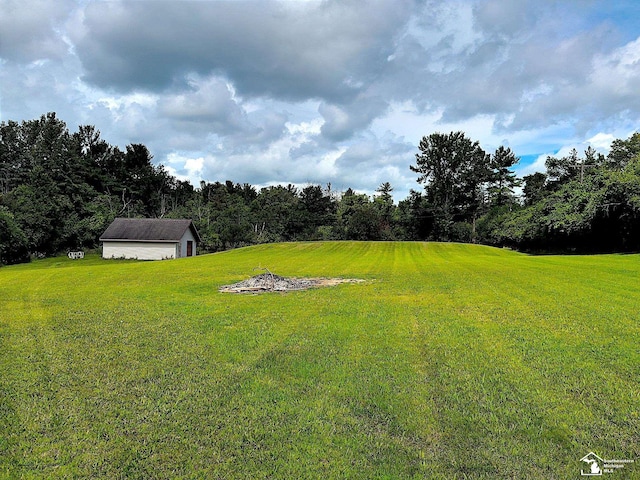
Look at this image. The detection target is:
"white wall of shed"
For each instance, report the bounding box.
[102,242,178,260]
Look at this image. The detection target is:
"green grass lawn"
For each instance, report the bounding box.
[1,242,638,479]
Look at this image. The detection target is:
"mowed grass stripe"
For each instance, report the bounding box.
[383,244,638,476]
[0,242,638,479]
[395,250,555,475]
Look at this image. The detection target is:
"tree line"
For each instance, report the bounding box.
[410,130,640,252]
[1,113,639,264]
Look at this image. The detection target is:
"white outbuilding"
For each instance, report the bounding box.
[100,218,201,260]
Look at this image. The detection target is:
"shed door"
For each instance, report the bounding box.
[186,241,193,257]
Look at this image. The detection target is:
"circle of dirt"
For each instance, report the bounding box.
[219,273,365,294]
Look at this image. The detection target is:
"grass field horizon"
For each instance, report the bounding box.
[1,242,638,478]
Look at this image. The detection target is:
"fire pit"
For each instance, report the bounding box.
[219,272,364,294]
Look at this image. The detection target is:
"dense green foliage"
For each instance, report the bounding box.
[1,243,638,478]
[411,132,640,252]
[479,140,640,252]
[1,113,639,264]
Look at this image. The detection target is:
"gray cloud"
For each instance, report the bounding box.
[0,0,73,62]
[319,94,389,141]
[71,0,414,102]
[159,76,250,135]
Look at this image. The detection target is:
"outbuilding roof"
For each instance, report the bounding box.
[100,218,201,243]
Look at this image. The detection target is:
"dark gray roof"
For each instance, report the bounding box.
[100,218,201,242]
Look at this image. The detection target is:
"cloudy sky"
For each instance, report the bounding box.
[2,0,640,200]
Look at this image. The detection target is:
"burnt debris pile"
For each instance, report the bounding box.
[220,273,364,294]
